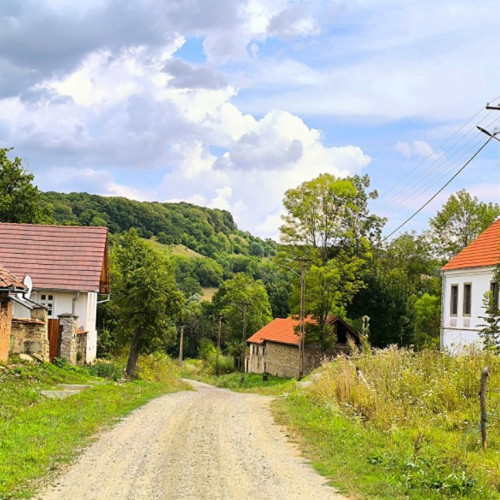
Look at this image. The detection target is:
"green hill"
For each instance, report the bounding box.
[42,191,277,259]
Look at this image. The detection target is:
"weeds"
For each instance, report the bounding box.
[275,348,500,498]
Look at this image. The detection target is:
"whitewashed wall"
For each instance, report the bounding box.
[441,266,495,353]
[27,290,98,363]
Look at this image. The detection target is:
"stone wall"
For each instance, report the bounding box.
[265,342,300,378]
[58,314,78,365]
[10,306,49,361]
[76,331,87,366]
[260,341,325,379]
[0,293,12,363]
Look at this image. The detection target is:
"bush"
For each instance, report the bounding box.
[135,353,181,384]
[85,359,124,380]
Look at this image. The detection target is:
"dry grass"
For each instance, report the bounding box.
[297,347,500,495]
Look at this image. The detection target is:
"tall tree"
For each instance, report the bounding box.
[430,189,500,260]
[279,173,384,347]
[0,148,46,223]
[211,273,272,354]
[112,230,185,376]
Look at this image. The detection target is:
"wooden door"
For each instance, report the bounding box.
[48,319,60,362]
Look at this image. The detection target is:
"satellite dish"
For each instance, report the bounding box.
[23,275,33,299]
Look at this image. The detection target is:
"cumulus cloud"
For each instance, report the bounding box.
[164,59,227,89]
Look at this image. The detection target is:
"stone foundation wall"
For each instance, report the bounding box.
[0,293,12,363]
[10,306,49,361]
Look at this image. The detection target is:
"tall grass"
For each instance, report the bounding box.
[311,347,500,437]
[276,348,500,498]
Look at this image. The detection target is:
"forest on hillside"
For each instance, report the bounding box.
[2,147,500,365]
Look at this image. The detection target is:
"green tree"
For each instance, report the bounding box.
[279,173,384,347]
[348,267,416,347]
[212,273,272,354]
[112,230,185,376]
[430,189,500,260]
[194,258,223,287]
[414,293,441,349]
[478,265,500,353]
[0,148,47,223]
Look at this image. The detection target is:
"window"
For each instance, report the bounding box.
[450,285,458,316]
[40,294,55,317]
[463,283,472,316]
[491,282,499,309]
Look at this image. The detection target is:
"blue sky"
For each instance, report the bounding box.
[0,0,499,239]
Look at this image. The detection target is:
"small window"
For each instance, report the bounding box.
[491,282,499,309]
[463,283,472,316]
[39,294,55,318]
[450,285,458,316]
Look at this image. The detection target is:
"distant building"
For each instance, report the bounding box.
[246,315,360,378]
[0,223,110,363]
[441,219,500,353]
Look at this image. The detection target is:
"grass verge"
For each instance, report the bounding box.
[181,359,294,395]
[0,355,188,499]
[273,348,500,499]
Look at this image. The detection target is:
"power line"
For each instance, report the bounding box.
[376,113,500,214]
[376,105,492,203]
[382,136,496,241]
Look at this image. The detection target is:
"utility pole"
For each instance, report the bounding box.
[178,325,185,363]
[298,257,309,379]
[275,258,309,379]
[240,302,250,385]
[216,313,224,376]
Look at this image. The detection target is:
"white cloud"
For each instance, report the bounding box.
[396,140,438,159]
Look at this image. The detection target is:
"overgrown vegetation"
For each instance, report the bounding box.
[275,348,500,498]
[0,356,187,498]
[181,359,294,395]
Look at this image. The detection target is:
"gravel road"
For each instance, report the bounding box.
[37,381,345,500]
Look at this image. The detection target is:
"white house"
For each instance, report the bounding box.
[0,223,110,363]
[441,219,500,353]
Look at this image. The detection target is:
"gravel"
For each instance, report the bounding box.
[37,380,345,500]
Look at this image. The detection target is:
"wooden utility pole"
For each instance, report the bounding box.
[480,367,490,450]
[178,325,185,363]
[216,314,223,376]
[240,302,250,385]
[298,257,308,379]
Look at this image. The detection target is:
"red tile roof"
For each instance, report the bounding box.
[0,265,26,290]
[441,219,500,271]
[0,223,109,292]
[247,316,316,346]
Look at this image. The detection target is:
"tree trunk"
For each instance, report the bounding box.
[126,328,141,377]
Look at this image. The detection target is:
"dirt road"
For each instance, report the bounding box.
[37,381,345,500]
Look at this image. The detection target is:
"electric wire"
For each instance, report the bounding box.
[376,113,500,214]
[374,95,500,217]
[376,105,492,203]
[380,129,491,217]
[381,136,496,241]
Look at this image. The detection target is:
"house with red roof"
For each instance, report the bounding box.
[246,315,359,378]
[441,219,500,353]
[0,223,109,363]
